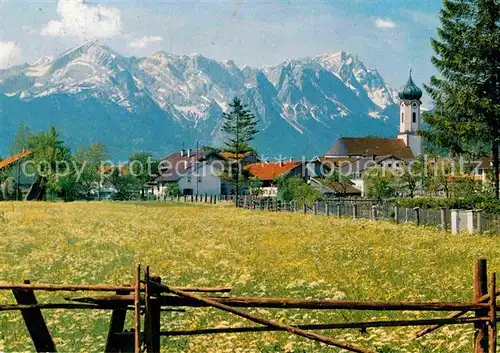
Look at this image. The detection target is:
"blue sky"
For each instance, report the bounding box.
[1,0,442,101]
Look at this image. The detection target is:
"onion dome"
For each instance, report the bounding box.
[398,69,423,101]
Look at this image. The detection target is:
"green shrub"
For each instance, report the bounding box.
[392,196,500,214]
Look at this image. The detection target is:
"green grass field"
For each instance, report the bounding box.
[0,202,498,352]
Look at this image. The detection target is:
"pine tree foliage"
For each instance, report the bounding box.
[422,0,500,197]
[221,97,258,155]
[220,97,258,204]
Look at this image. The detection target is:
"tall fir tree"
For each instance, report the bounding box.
[422,0,500,198]
[221,97,258,205]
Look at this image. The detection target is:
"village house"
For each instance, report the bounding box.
[245,159,325,197]
[472,157,494,184]
[0,150,44,201]
[309,177,362,198]
[338,155,405,195]
[220,151,261,164]
[149,149,236,197]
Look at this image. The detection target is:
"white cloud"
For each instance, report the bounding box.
[129,36,164,49]
[374,18,397,29]
[41,0,121,39]
[0,41,22,69]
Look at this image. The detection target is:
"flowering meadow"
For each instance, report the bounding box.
[0,201,499,352]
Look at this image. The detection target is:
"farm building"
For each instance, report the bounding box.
[338,155,405,196]
[220,151,260,164]
[149,149,237,197]
[245,159,325,197]
[309,177,362,198]
[0,150,44,200]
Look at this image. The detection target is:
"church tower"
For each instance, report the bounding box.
[397,69,423,156]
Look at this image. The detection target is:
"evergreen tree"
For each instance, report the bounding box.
[422,0,500,198]
[9,122,31,155]
[220,97,258,205]
[128,152,158,199]
[27,126,72,199]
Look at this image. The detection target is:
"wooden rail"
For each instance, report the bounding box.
[0,283,231,293]
[0,259,497,353]
[68,294,490,311]
[115,316,493,337]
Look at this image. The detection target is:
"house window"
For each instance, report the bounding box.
[387,163,392,168]
[401,112,404,123]
[187,176,192,183]
[412,112,417,123]
[197,176,202,183]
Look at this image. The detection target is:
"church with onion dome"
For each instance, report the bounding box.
[321,71,424,196]
[324,70,424,161]
[396,69,423,156]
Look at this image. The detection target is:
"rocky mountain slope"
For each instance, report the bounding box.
[0,41,399,159]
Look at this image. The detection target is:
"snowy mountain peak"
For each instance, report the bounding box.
[32,56,53,66]
[1,43,400,158]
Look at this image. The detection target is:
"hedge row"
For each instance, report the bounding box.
[391,197,500,214]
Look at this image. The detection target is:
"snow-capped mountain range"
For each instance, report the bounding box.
[0,40,400,159]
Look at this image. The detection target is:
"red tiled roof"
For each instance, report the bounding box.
[0,150,33,170]
[220,151,253,160]
[98,165,128,176]
[245,161,300,181]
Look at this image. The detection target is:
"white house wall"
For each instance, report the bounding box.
[178,162,222,196]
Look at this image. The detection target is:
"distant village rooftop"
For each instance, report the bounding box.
[325,137,414,159]
[0,150,33,171]
[245,161,301,181]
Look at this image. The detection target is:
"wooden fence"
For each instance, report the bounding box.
[0,259,498,352]
[161,193,500,235]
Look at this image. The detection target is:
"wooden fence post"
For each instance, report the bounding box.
[371,205,377,220]
[477,210,484,234]
[489,272,496,353]
[451,210,460,235]
[352,203,358,219]
[336,204,341,218]
[467,210,475,234]
[303,203,307,215]
[414,207,420,226]
[105,289,130,353]
[313,201,318,215]
[134,265,141,353]
[325,202,330,216]
[394,206,399,224]
[12,280,56,352]
[441,208,447,230]
[474,258,488,353]
[150,276,162,353]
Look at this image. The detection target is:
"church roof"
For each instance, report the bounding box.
[398,69,423,101]
[325,137,414,159]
